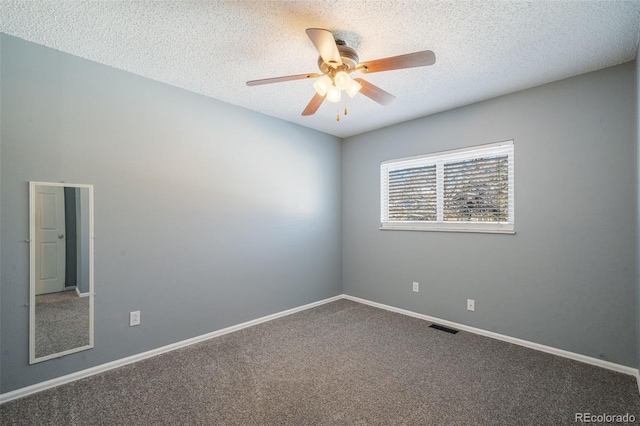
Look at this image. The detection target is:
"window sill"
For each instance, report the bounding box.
[380,224,515,234]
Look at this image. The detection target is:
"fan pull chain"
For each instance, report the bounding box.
[344,99,348,116]
[336,103,340,121]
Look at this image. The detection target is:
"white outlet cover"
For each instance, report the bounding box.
[130,311,141,326]
[467,300,475,311]
[412,282,419,292]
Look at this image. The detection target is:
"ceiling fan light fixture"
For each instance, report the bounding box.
[326,85,341,103]
[346,79,362,98]
[334,71,351,90]
[246,28,436,120]
[313,75,332,96]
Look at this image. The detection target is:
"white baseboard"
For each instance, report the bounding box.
[0,295,342,404]
[2,293,638,404]
[343,294,639,377]
[75,287,90,298]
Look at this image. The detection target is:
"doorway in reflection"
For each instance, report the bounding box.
[35,187,90,297]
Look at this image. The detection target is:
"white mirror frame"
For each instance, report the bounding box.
[29,181,95,364]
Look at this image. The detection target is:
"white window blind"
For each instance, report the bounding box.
[381,141,514,233]
[388,165,437,221]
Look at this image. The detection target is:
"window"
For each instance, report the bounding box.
[381,141,514,233]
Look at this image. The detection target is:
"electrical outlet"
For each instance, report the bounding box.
[413,282,419,292]
[467,299,475,312]
[130,311,141,326]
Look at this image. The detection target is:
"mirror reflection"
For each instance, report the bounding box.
[30,182,94,363]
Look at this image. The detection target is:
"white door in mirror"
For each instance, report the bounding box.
[35,185,66,295]
[130,311,141,326]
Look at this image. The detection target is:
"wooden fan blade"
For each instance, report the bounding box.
[353,78,396,106]
[306,28,342,68]
[247,73,319,86]
[358,50,436,74]
[302,92,326,116]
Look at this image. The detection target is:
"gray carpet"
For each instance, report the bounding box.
[35,290,90,358]
[2,299,639,425]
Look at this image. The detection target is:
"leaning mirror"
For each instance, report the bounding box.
[29,182,94,364]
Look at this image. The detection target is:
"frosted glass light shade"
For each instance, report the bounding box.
[326,85,341,103]
[334,71,351,90]
[346,79,362,98]
[313,75,332,96]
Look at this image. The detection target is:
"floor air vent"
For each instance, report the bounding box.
[429,324,459,334]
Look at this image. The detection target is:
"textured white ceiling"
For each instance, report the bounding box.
[2,1,640,138]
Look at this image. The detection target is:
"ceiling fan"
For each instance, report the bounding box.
[246,28,436,121]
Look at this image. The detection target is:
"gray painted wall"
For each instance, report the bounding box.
[637,45,640,371]
[0,34,342,393]
[343,62,637,367]
[0,31,3,395]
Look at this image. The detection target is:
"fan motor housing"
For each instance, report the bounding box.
[317,41,359,74]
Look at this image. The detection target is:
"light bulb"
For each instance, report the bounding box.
[326,85,341,103]
[346,79,362,98]
[313,75,332,96]
[334,71,351,90]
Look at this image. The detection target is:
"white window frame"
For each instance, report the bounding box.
[381,140,514,234]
